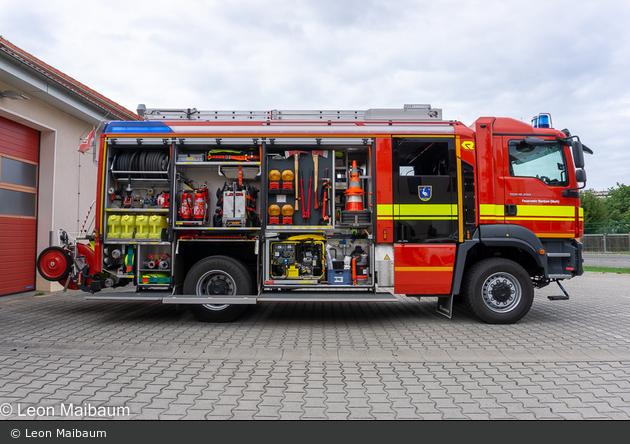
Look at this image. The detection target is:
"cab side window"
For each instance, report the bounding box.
[508,141,568,186]
[398,141,449,177]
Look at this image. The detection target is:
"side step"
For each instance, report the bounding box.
[85,291,171,302]
[162,295,258,305]
[257,292,398,303]
[548,280,570,301]
[86,292,399,304]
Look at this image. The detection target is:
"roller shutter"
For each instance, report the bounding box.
[0,115,39,295]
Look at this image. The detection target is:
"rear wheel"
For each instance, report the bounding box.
[184,256,251,322]
[463,258,534,324]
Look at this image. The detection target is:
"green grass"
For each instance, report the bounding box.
[583,266,630,274]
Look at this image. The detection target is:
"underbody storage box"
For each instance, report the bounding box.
[327,269,351,285]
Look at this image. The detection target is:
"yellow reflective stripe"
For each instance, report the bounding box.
[536,233,575,238]
[396,204,457,216]
[506,217,574,221]
[479,204,504,217]
[393,216,455,220]
[395,267,453,272]
[379,203,459,221]
[516,205,574,218]
[480,204,576,219]
[377,204,394,217]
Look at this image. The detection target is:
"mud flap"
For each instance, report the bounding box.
[436,294,453,318]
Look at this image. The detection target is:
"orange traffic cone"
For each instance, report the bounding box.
[345,161,364,211]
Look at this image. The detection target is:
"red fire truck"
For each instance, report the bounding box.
[37,105,590,324]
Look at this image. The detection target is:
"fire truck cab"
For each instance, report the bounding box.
[37,105,589,324]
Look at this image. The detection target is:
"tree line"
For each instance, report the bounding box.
[581,183,630,233]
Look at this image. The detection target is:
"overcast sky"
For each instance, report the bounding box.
[2,0,628,191]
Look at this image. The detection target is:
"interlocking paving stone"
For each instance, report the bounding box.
[1,273,630,420]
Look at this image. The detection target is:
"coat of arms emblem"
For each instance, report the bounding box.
[418,186,432,201]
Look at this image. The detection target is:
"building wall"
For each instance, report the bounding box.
[0,79,98,292]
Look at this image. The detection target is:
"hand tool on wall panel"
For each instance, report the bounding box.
[285,150,306,211]
[311,150,328,209]
[319,167,330,224]
[301,169,313,220]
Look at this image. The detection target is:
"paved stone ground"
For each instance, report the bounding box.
[0,272,629,420]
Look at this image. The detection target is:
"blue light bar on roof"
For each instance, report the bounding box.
[531,113,552,129]
[104,121,173,133]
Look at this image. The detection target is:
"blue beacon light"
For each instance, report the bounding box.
[531,113,552,129]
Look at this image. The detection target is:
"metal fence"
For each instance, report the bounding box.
[584,222,630,235]
[582,234,630,253]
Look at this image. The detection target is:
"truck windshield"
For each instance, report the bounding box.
[508,141,568,186]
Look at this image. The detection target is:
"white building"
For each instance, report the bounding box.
[0,37,139,295]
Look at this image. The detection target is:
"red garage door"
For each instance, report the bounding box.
[0,115,39,296]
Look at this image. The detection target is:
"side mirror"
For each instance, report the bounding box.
[575,168,587,183]
[572,140,585,169]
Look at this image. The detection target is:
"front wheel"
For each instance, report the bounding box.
[184,256,252,322]
[463,258,534,324]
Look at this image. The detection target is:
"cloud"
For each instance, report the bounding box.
[1,0,628,190]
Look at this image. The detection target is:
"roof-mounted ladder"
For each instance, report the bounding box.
[136,104,442,122]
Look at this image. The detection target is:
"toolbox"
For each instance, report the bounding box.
[327,269,351,285]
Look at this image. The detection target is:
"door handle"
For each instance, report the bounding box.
[505,204,517,216]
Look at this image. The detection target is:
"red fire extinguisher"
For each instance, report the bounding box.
[157,192,169,208]
[179,191,193,220]
[193,185,209,222]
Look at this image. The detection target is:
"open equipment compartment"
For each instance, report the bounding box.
[262,138,375,290]
[173,138,261,229]
[101,138,172,288]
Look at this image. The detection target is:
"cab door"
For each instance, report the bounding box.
[392,137,457,295]
[503,137,576,239]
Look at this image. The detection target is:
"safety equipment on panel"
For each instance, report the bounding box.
[214,182,260,227]
[193,184,209,223]
[178,191,194,221]
[157,192,169,208]
[268,204,281,225]
[281,204,294,225]
[345,160,364,211]
[269,170,281,189]
[207,148,260,162]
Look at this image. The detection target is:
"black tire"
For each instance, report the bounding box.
[463,258,534,324]
[184,256,251,322]
[37,247,72,282]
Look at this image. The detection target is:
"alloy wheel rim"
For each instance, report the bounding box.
[196,269,235,311]
[481,272,522,313]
